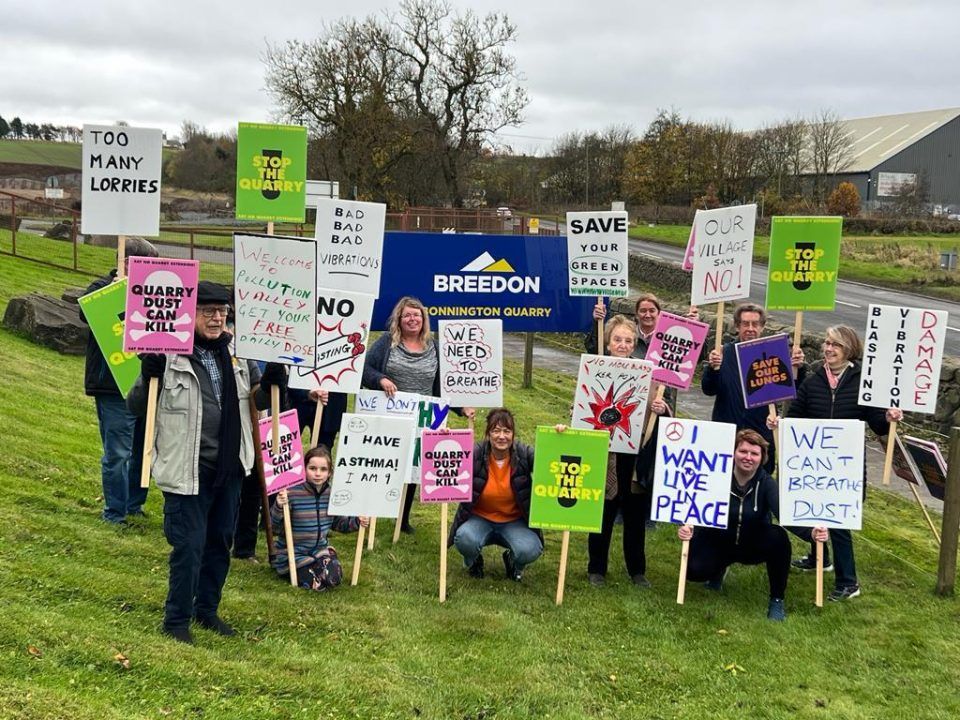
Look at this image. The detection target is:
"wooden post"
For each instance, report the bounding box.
[815,540,824,607]
[439,503,449,603]
[714,301,725,353]
[907,482,941,544]
[793,311,804,349]
[676,538,690,605]
[935,427,960,596]
[392,485,408,544]
[367,518,377,550]
[642,385,665,446]
[117,235,127,279]
[522,332,534,389]
[248,397,275,560]
[555,530,570,605]
[310,403,324,450]
[271,385,281,457]
[140,377,159,488]
[351,524,366,586]
[768,404,778,453]
[282,498,297,587]
[596,296,605,356]
[881,422,898,486]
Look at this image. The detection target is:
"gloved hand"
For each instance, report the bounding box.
[139,353,166,380]
[260,362,288,390]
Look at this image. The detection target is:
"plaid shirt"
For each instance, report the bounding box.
[195,347,222,406]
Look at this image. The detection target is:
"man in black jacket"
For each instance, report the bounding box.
[79,237,158,524]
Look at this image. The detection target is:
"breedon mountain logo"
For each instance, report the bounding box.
[434,251,540,293]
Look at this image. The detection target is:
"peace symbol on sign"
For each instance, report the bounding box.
[665,422,684,442]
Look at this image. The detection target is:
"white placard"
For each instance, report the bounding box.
[860,304,948,414]
[778,419,865,530]
[314,198,386,297]
[81,124,162,236]
[651,419,735,528]
[233,232,317,365]
[566,210,629,297]
[439,319,503,407]
[690,205,756,305]
[329,413,415,517]
[287,288,374,394]
[571,354,652,454]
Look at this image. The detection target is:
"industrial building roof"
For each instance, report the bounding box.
[841,107,960,173]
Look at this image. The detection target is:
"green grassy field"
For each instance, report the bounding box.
[0,139,178,170]
[0,253,958,718]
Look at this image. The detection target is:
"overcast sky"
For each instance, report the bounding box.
[4,0,958,154]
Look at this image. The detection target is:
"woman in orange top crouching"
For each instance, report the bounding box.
[450,408,543,581]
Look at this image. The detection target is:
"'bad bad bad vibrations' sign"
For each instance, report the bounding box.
[529,427,608,533]
[329,414,415,518]
[258,409,306,495]
[123,257,199,354]
[314,199,386,297]
[420,429,473,503]
[566,211,629,297]
[860,304,948,414]
[81,124,162,236]
[766,216,842,311]
[735,334,796,409]
[439,319,503,406]
[235,122,307,222]
[690,205,757,306]
[233,233,317,365]
[778,419,865,529]
[572,354,652,453]
[651,419,735,528]
[78,279,139,397]
[645,312,709,390]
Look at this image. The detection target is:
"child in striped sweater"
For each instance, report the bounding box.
[271,445,366,591]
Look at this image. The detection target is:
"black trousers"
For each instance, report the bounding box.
[233,470,263,558]
[588,457,651,577]
[162,466,242,629]
[687,524,791,599]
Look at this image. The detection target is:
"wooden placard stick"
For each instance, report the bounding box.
[392,484,409,544]
[597,296,605,356]
[281,496,297,587]
[140,376,159,488]
[367,518,377,550]
[676,538,690,604]
[881,422,898,486]
[248,396,276,560]
[767,404,778,453]
[642,385,665,447]
[439,503,449,603]
[793,311,804,349]
[714,301,725,353]
[351,524,366,586]
[270,385,281,458]
[907,482,942,544]
[555,529,571,605]
[309,402,324,450]
[117,235,127,279]
[815,540,824,607]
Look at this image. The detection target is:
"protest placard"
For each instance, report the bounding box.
[439,319,503,406]
[235,122,307,222]
[651,419,735,527]
[735,334,796,409]
[690,205,757,306]
[645,312,709,390]
[905,435,948,502]
[122,257,199,354]
[233,232,317,365]
[572,354,652,453]
[287,289,373,394]
[892,434,921,486]
[566,211,629,297]
[860,304,947,414]
[314,199,386,297]
[766,217,842,311]
[420,429,474,504]
[329,414,415,518]
[778,419,865,529]
[529,426,609,533]
[78,279,140,397]
[81,124,162,237]
[258,410,306,495]
[681,211,698,271]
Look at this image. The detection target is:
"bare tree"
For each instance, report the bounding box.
[807,109,854,204]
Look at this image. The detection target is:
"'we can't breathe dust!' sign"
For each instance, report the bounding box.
[235,123,307,223]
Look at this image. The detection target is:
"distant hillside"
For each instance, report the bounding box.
[0,140,178,171]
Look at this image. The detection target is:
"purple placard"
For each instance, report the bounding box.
[259,409,306,495]
[645,311,709,390]
[420,429,473,504]
[735,334,796,409]
[123,257,199,353]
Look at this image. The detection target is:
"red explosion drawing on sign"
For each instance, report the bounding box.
[582,384,641,439]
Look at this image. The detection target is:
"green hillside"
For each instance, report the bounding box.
[0,139,81,168]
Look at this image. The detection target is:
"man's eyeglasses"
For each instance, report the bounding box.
[199,305,230,318]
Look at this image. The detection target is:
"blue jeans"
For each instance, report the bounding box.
[453,516,543,572]
[95,395,147,522]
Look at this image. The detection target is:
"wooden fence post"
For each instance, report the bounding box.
[935,427,960,596]
[523,332,534,388]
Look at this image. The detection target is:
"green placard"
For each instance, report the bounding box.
[529,427,609,533]
[235,122,307,223]
[766,216,843,311]
[78,279,140,397]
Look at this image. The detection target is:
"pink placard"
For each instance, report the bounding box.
[645,311,710,390]
[420,429,474,503]
[123,257,200,353]
[258,409,306,495]
[681,216,696,271]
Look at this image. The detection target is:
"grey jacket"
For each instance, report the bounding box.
[127,354,257,495]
